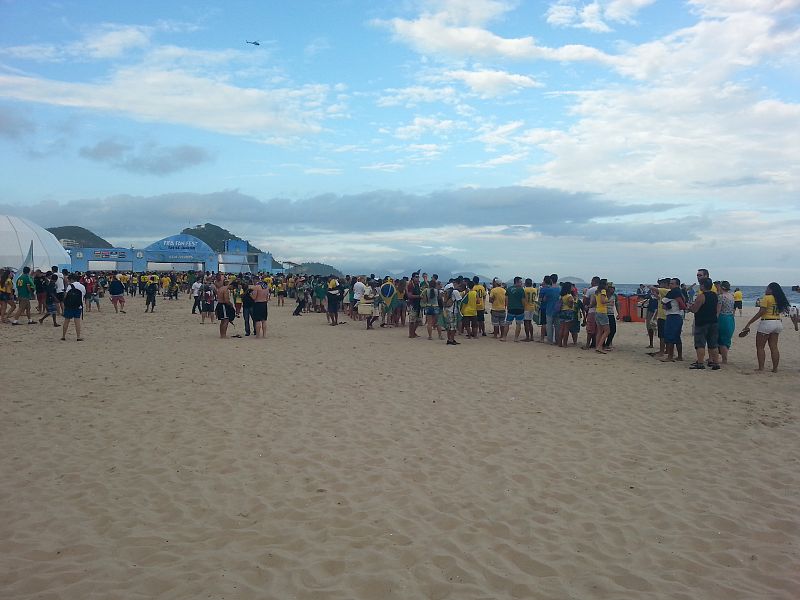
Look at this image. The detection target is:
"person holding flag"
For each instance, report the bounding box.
[379,276,397,327]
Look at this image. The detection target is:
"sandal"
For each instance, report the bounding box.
[689,362,705,369]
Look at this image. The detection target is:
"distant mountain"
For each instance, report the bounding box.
[47,226,112,248]
[286,262,343,278]
[562,276,587,284]
[182,223,262,254]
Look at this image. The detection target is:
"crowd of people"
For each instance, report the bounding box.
[1,265,796,373]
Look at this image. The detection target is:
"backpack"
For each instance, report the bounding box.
[442,288,455,308]
[64,284,82,310]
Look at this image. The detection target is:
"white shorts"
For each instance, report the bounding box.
[757,319,783,335]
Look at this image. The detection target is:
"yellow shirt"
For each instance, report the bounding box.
[561,294,574,311]
[760,295,780,319]
[263,276,273,288]
[596,290,608,314]
[656,288,668,319]
[523,286,538,311]
[473,284,487,311]
[160,277,170,288]
[2,279,12,294]
[733,290,743,302]
[489,286,506,310]
[461,290,478,317]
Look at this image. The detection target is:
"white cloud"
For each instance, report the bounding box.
[394,116,460,140]
[546,0,655,32]
[441,69,542,97]
[476,121,526,148]
[360,162,405,172]
[0,67,336,140]
[459,152,528,169]
[377,85,459,107]
[304,168,342,175]
[1,24,155,62]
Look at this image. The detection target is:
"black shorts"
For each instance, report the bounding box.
[734,301,742,309]
[56,292,65,302]
[216,303,235,321]
[657,318,665,338]
[252,302,267,322]
[477,310,485,320]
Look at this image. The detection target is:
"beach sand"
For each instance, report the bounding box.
[1,298,798,599]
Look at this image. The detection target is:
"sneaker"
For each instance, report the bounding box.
[689,362,705,370]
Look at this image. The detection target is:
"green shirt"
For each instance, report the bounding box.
[507,286,525,311]
[16,274,34,300]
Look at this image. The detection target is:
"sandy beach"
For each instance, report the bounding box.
[1,298,798,599]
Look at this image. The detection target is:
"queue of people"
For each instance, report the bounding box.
[1,265,795,372]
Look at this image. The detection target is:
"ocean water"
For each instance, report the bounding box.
[612,284,800,306]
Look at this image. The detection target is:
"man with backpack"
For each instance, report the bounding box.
[61,273,85,341]
[442,279,463,346]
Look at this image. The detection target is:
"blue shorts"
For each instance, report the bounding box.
[424,307,440,316]
[505,311,524,324]
[64,307,82,319]
[664,314,683,344]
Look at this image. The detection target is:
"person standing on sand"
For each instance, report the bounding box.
[502,277,525,342]
[522,278,537,342]
[145,276,158,313]
[61,273,85,341]
[38,273,60,327]
[10,266,35,325]
[733,288,744,316]
[442,280,462,345]
[688,277,720,370]
[660,278,685,363]
[716,281,735,364]
[592,279,611,353]
[739,282,790,373]
[250,279,269,338]
[406,272,422,338]
[108,274,126,314]
[216,278,238,338]
[582,276,600,349]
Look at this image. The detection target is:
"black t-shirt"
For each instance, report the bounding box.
[34,275,45,294]
[695,291,718,326]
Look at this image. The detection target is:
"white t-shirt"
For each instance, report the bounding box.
[446,288,462,315]
[584,286,598,314]
[353,281,366,300]
[54,272,65,293]
[191,281,202,297]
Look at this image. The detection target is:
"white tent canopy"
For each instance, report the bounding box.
[0,215,71,271]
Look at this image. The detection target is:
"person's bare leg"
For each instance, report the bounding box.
[718,345,728,363]
[767,333,780,372]
[75,319,82,340]
[61,318,70,340]
[755,332,767,371]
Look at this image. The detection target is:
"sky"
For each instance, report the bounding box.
[0,0,798,283]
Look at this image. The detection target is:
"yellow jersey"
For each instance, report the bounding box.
[596,290,608,314]
[523,286,538,311]
[473,284,487,311]
[760,295,780,319]
[461,290,478,317]
[733,290,743,302]
[489,286,506,310]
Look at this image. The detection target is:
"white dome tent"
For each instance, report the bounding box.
[0,215,71,271]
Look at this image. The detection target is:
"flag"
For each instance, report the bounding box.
[14,241,33,286]
[380,281,396,309]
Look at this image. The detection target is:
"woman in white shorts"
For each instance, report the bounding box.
[739,282,790,372]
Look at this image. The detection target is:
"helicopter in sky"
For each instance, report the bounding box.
[245,40,261,46]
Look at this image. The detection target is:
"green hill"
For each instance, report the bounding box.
[47,226,112,248]
[181,223,262,254]
[286,262,343,278]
